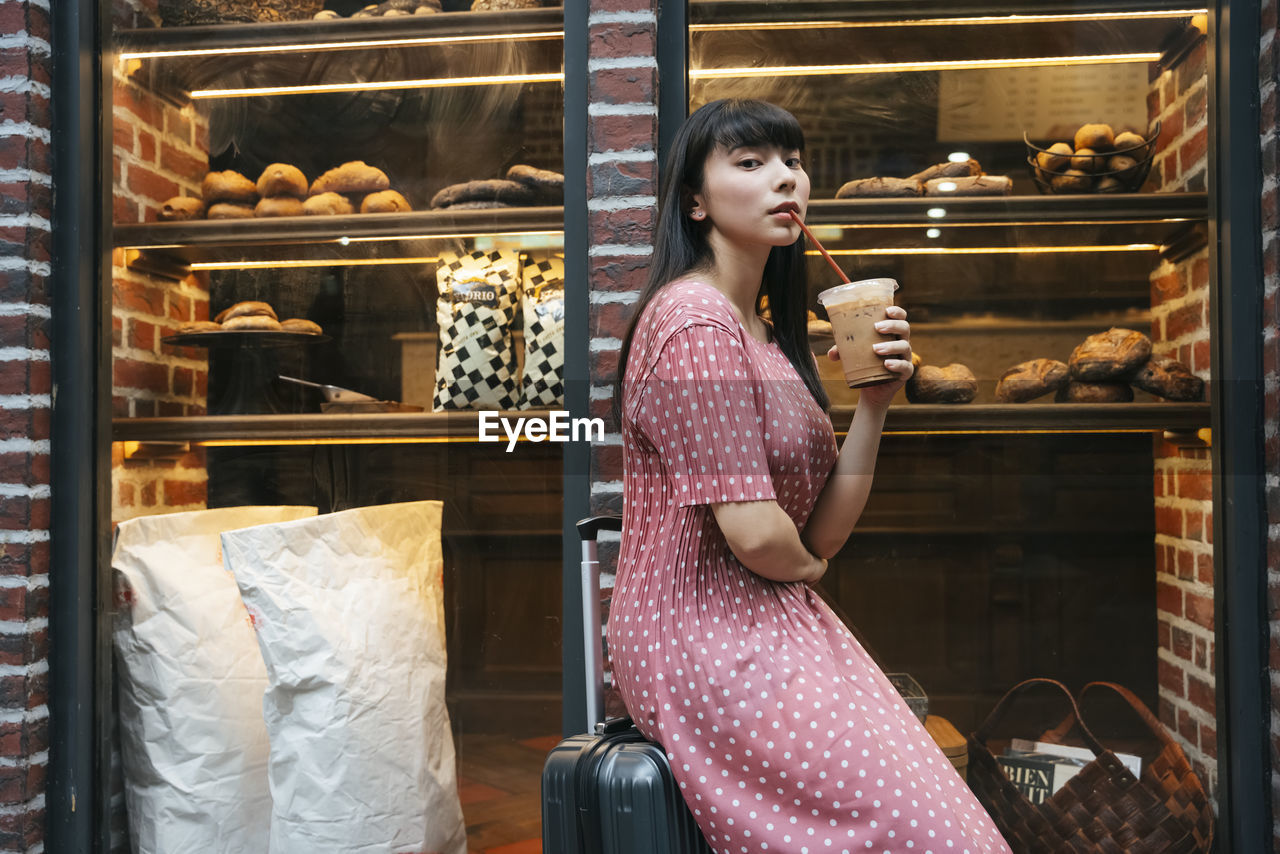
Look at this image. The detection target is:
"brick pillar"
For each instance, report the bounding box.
[1261,0,1280,846]
[111,67,210,523]
[1147,38,1219,799]
[0,1,52,848]
[586,1,659,714]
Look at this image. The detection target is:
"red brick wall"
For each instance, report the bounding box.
[0,1,52,848]
[1147,38,1218,799]
[1262,0,1280,845]
[111,69,210,523]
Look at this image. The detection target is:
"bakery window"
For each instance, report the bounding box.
[106,2,565,851]
[686,0,1221,803]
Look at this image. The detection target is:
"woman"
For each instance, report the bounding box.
[609,99,1011,854]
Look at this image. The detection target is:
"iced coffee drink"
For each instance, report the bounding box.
[817,278,899,388]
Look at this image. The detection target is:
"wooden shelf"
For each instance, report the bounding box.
[833,402,1210,434]
[115,206,564,274]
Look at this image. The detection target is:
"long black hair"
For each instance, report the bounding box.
[613,99,829,425]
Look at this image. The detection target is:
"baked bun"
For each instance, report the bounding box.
[429,179,538,209]
[505,164,565,202]
[1130,356,1204,401]
[995,358,1069,403]
[923,175,1012,196]
[280,318,323,334]
[158,196,205,221]
[255,196,306,217]
[905,364,978,404]
[1056,381,1134,403]
[222,315,283,331]
[835,177,922,198]
[1068,327,1152,381]
[1074,123,1116,152]
[201,170,258,204]
[309,161,390,195]
[215,300,278,323]
[177,320,221,334]
[908,159,982,182]
[206,202,256,219]
[256,163,308,199]
[359,189,412,213]
[302,192,355,216]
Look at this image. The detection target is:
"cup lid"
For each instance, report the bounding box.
[816,277,899,306]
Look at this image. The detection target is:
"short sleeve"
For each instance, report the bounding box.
[637,324,777,508]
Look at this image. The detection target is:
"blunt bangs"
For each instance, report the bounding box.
[709,99,805,155]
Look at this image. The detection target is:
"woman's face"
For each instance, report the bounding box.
[690,142,810,249]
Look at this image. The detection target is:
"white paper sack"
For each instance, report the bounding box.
[112,505,318,854]
[222,500,465,854]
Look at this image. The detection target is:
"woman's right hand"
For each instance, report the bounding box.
[803,555,829,586]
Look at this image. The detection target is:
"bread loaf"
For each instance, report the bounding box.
[201,170,258,204]
[215,301,278,323]
[923,175,1012,196]
[1056,381,1134,403]
[256,163,308,199]
[995,358,1069,403]
[177,320,221,334]
[158,196,205,221]
[1068,327,1152,381]
[1130,356,1204,401]
[834,177,922,198]
[221,315,283,331]
[280,318,323,335]
[309,161,390,195]
[905,364,978,404]
[907,159,982,183]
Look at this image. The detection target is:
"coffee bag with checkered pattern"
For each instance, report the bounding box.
[433,249,520,411]
[518,255,566,409]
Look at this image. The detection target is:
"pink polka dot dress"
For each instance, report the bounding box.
[609,281,1011,854]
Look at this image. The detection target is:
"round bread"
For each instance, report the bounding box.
[1070,149,1099,172]
[1113,131,1149,158]
[158,196,206,221]
[905,364,977,404]
[256,163,308,199]
[995,358,1069,403]
[359,189,412,213]
[1130,356,1204,401]
[1106,154,1141,180]
[1068,327,1152,381]
[216,300,278,323]
[280,317,323,334]
[221,315,283,331]
[1049,169,1092,193]
[429,179,538,209]
[1036,142,1073,173]
[1074,123,1116,152]
[506,164,565,202]
[201,170,258,204]
[1095,176,1125,193]
[254,196,306,217]
[834,177,922,199]
[177,320,221,334]
[309,161,390,195]
[302,192,355,216]
[206,202,256,219]
[1056,381,1134,403]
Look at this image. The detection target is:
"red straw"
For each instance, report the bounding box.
[789,210,851,284]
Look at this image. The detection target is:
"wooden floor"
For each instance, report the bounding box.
[457,732,560,854]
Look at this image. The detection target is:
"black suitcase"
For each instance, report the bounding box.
[541,515,714,854]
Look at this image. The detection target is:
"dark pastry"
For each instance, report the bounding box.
[158,196,205,221]
[444,200,513,210]
[359,190,413,213]
[1131,356,1204,401]
[256,163,308,199]
[430,179,538,209]
[905,364,978,404]
[309,161,390,196]
[201,170,258,204]
[1068,327,1153,381]
[1056,381,1134,403]
[995,358,1069,403]
[506,164,565,202]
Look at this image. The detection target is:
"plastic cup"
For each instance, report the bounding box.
[816,277,899,388]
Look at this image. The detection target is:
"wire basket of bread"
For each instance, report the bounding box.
[1025,121,1160,195]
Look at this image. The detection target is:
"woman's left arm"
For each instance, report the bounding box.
[801,306,913,559]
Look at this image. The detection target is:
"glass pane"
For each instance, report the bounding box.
[107,2,565,850]
[681,0,1218,831]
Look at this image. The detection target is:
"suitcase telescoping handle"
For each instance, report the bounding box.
[576,515,623,730]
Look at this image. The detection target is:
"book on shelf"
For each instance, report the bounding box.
[996,751,1085,805]
[1010,737,1143,778]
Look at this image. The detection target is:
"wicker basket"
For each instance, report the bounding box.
[967,678,1213,854]
[159,0,324,25]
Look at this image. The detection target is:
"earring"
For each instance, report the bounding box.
[691,210,705,220]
